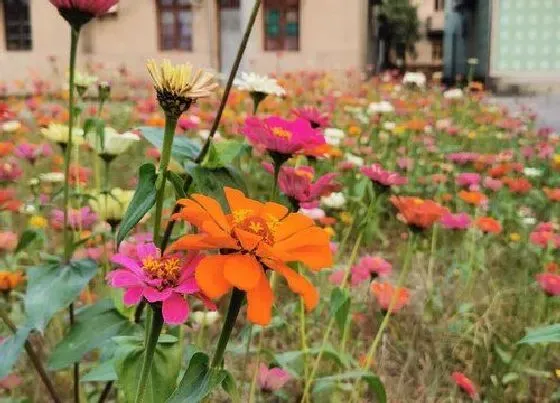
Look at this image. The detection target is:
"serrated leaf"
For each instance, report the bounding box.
[518,323,560,345]
[115,335,181,403]
[166,352,228,403]
[15,230,38,253]
[140,126,201,163]
[48,299,136,370]
[24,259,98,332]
[186,165,248,211]
[313,371,386,403]
[329,288,351,332]
[116,163,157,247]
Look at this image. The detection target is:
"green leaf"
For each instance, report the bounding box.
[167,171,187,199]
[140,126,201,163]
[186,165,248,211]
[115,335,181,403]
[24,259,98,332]
[518,323,560,345]
[81,358,118,382]
[329,288,351,332]
[221,370,240,403]
[15,229,38,253]
[313,371,386,403]
[0,327,31,378]
[274,346,351,378]
[48,299,136,370]
[203,140,249,168]
[166,352,228,403]
[116,163,157,247]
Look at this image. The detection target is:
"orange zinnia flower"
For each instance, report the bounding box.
[390,196,448,230]
[458,190,488,206]
[370,282,410,313]
[0,142,14,157]
[0,271,25,292]
[475,217,502,234]
[544,187,560,202]
[171,187,332,325]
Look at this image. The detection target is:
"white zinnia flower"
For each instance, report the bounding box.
[323,128,345,146]
[345,153,364,167]
[234,72,285,96]
[383,122,396,131]
[443,88,464,99]
[41,123,84,145]
[88,127,140,156]
[191,311,220,326]
[368,100,394,114]
[39,172,65,183]
[74,70,98,89]
[523,167,542,177]
[1,120,21,133]
[402,72,426,88]
[299,208,326,221]
[321,192,346,209]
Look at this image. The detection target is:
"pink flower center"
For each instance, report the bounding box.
[142,256,181,286]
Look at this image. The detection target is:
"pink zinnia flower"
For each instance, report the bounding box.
[456,173,481,187]
[536,273,560,296]
[50,207,98,231]
[328,270,345,286]
[107,243,215,325]
[0,231,18,251]
[451,372,478,399]
[529,223,560,249]
[397,157,414,171]
[119,232,154,260]
[0,161,23,183]
[299,208,326,221]
[49,0,118,16]
[263,163,339,208]
[348,256,392,286]
[14,143,52,165]
[483,176,503,192]
[291,106,330,129]
[361,163,407,189]
[440,212,472,230]
[258,364,292,391]
[242,116,325,156]
[446,152,480,165]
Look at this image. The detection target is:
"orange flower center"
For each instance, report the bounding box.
[271,127,292,140]
[237,216,275,245]
[142,256,181,286]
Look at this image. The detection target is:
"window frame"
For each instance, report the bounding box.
[156,0,193,52]
[3,0,32,52]
[434,0,445,12]
[431,39,443,61]
[263,0,301,52]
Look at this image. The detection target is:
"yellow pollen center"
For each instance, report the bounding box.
[271,127,292,139]
[142,256,181,287]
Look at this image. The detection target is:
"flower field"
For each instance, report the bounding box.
[1,2,560,403]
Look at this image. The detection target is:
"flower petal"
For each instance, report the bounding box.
[195,255,232,299]
[191,194,230,232]
[224,187,262,214]
[136,242,159,260]
[111,254,144,277]
[143,286,172,302]
[107,269,142,288]
[273,227,332,269]
[162,293,189,325]
[123,287,144,305]
[275,213,314,242]
[267,261,319,311]
[246,272,274,325]
[223,254,262,291]
[173,278,200,294]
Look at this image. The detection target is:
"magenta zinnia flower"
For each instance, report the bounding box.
[14,143,52,165]
[242,116,325,157]
[263,163,339,208]
[107,243,214,325]
[456,172,481,187]
[50,206,98,230]
[347,256,392,286]
[258,364,292,392]
[361,163,407,189]
[440,212,472,230]
[291,106,330,129]
[49,0,118,16]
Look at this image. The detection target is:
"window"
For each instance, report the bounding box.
[3,0,32,51]
[264,0,300,51]
[434,0,445,11]
[432,39,443,61]
[156,0,192,51]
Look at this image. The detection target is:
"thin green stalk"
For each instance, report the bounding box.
[426,224,438,294]
[0,306,61,403]
[271,160,282,202]
[301,231,364,402]
[134,305,164,403]
[350,233,416,402]
[153,116,178,245]
[211,288,245,368]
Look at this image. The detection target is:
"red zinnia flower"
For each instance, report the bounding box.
[451,372,478,399]
[536,273,560,296]
[390,196,448,230]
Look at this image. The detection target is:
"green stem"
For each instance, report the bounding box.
[211,288,245,368]
[271,160,282,202]
[153,116,178,245]
[134,305,164,403]
[426,224,438,295]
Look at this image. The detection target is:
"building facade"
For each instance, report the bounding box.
[0,0,370,85]
[409,0,445,71]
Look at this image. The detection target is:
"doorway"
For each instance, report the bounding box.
[218,0,242,74]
